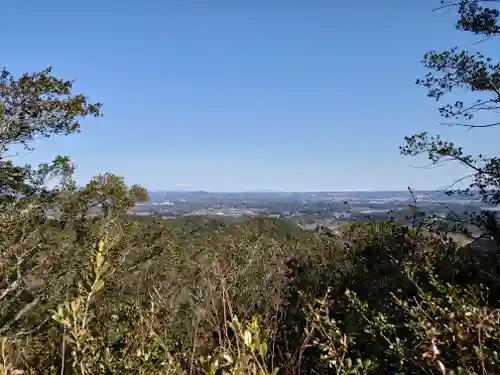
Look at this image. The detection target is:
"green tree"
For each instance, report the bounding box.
[0,67,102,205]
[401,1,500,261]
[0,67,108,352]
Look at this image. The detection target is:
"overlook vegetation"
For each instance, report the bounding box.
[2,1,500,374]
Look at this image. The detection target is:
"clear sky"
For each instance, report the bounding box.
[2,0,499,191]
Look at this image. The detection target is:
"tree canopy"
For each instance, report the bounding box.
[401,0,500,264]
[0,67,102,205]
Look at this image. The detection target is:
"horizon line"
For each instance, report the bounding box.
[148,189,447,194]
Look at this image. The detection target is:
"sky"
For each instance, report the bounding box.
[2,0,500,192]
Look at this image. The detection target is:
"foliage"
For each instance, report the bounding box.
[401,1,500,272]
[0,67,101,205]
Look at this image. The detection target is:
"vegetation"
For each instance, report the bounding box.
[401,1,500,266]
[1,1,500,374]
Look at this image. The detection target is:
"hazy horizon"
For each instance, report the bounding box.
[147,189,455,194]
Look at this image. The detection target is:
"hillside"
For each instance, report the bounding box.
[3,1,500,374]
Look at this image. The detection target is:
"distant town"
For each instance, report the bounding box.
[123,190,493,241]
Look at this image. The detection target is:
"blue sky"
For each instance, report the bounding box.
[2,0,499,191]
